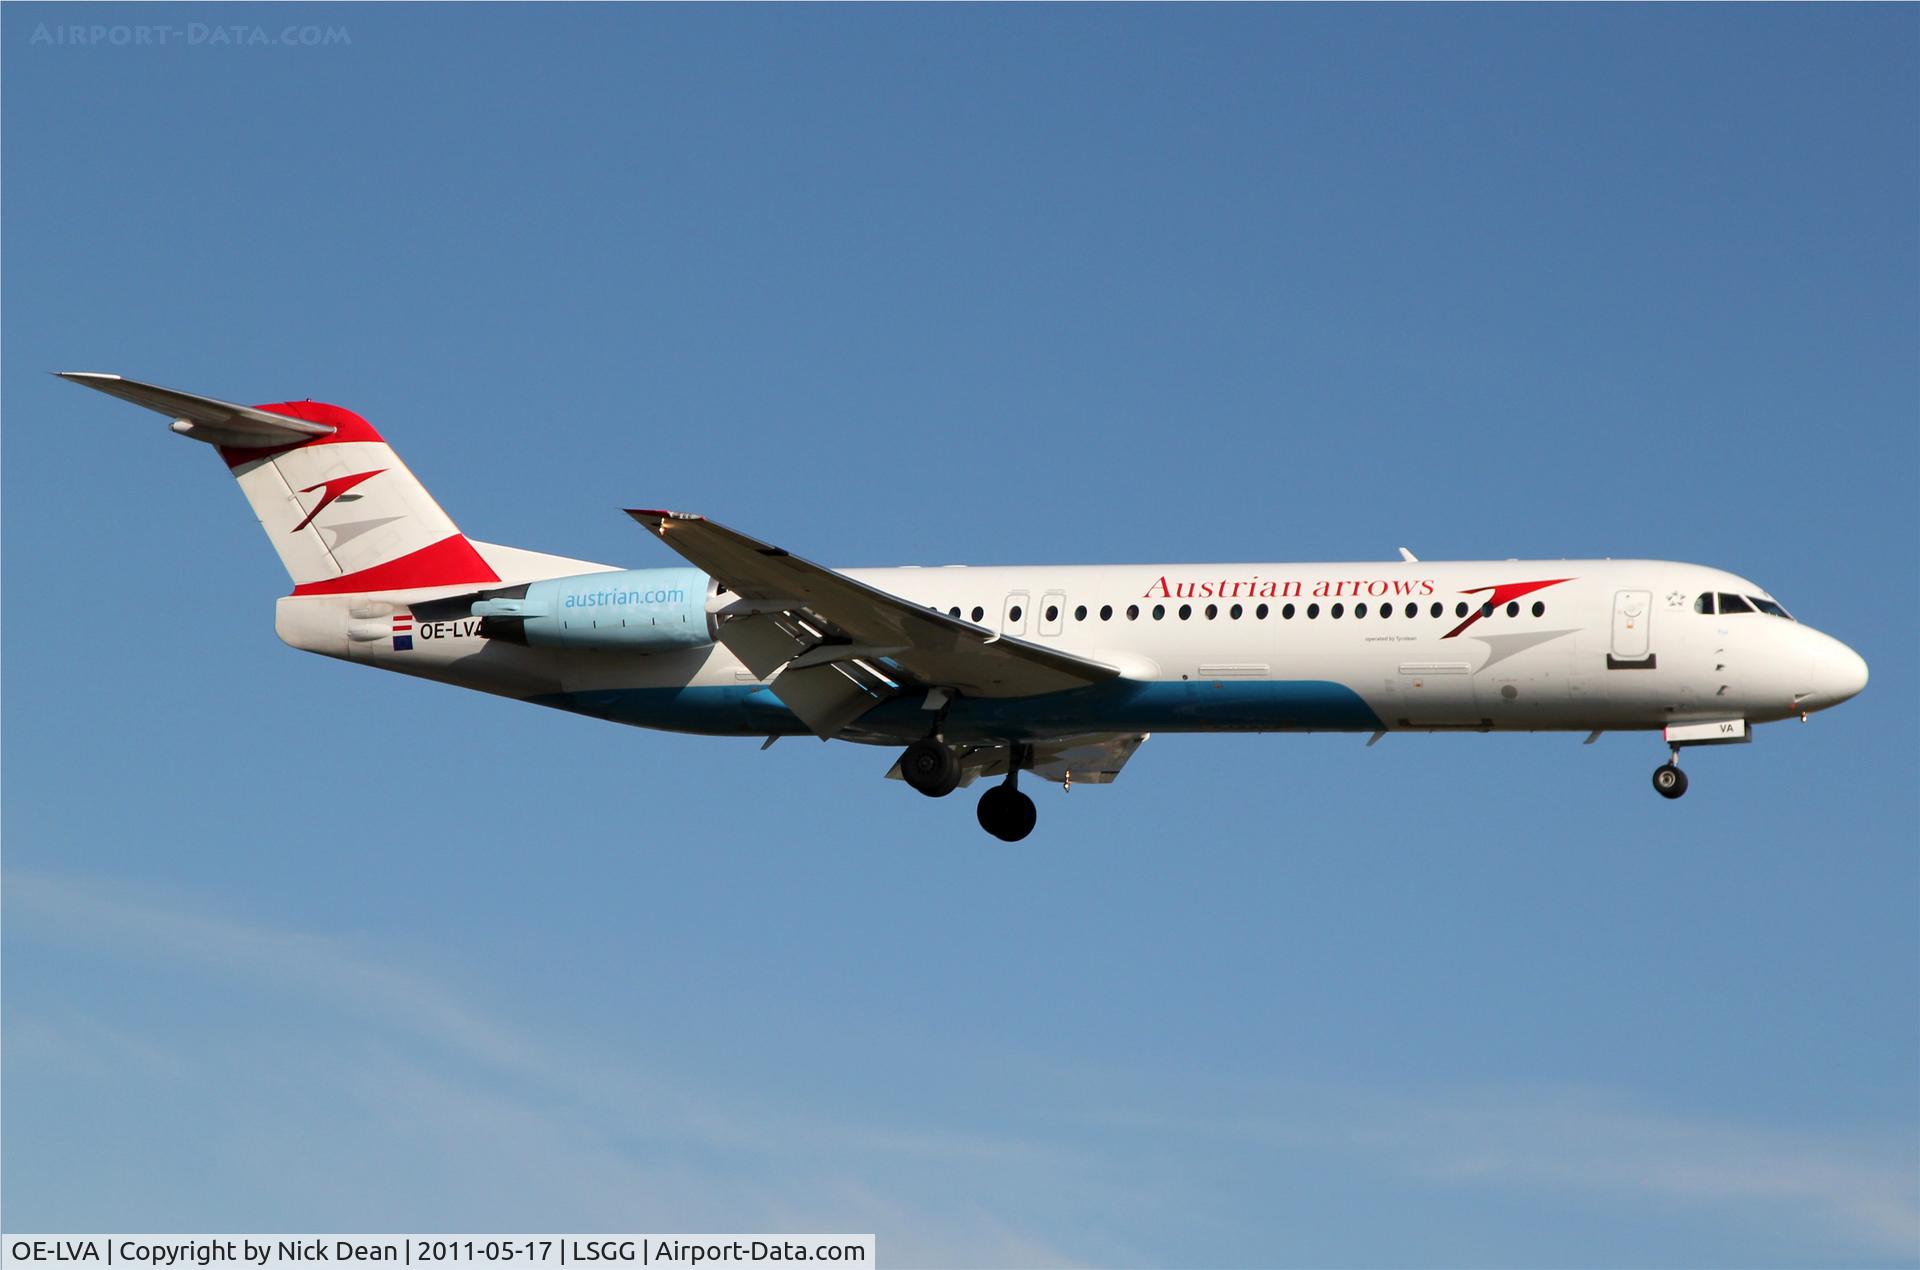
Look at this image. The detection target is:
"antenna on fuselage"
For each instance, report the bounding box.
[1398,547,1419,562]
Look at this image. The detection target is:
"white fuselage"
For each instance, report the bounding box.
[278,556,1868,746]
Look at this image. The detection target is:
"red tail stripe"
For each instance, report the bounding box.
[290,535,499,597]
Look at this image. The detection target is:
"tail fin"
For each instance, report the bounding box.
[61,373,500,595]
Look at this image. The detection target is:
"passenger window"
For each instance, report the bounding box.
[1100,604,1113,621]
[1205,603,1218,620]
[1430,602,1442,618]
[1455,602,1469,618]
[1153,604,1166,620]
[1355,603,1369,618]
[1178,604,1192,620]
[1230,603,1243,620]
[1044,605,1059,622]
[1073,605,1086,621]
[1257,603,1270,619]
[1505,601,1519,617]
[1307,603,1319,619]
[1331,603,1344,619]
[1532,601,1545,617]
[948,606,960,618]
[1406,602,1418,619]
[1008,605,1023,623]
[1127,604,1140,621]
[971,606,984,623]
[1718,593,1754,614]
[1480,602,1495,618]
[1694,593,1714,614]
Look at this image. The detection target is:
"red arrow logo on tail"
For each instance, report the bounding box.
[291,469,385,532]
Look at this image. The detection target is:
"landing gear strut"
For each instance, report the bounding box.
[1652,748,1689,800]
[900,738,962,798]
[976,751,1037,842]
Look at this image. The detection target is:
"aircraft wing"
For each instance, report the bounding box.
[886,732,1150,788]
[626,510,1119,728]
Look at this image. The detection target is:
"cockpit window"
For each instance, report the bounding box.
[1716,593,1754,614]
[1749,596,1793,620]
[1694,593,1714,614]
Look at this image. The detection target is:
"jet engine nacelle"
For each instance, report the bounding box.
[471,567,713,652]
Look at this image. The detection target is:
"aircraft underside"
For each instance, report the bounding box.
[528,677,1385,743]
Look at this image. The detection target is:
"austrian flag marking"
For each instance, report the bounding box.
[391,613,414,652]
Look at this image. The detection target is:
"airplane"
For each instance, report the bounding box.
[61,372,1870,841]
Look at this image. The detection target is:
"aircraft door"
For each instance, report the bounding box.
[1611,590,1653,664]
[1038,590,1067,637]
[1002,590,1030,636]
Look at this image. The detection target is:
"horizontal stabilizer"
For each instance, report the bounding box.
[57,372,336,448]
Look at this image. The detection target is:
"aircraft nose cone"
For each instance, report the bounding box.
[1810,638,1869,708]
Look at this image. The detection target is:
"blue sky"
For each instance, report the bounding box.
[4,5,1916,1265]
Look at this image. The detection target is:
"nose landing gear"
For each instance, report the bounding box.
[1652,757,1689,799]
[1648,721,1750,800]
[1651,757,1681,799]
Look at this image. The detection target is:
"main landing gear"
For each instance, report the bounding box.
[976,768,1038,843]
[900,738,962,798]
[896,738,1038,841]
[1652,748,1690,800]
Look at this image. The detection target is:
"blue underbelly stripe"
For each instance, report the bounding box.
[525,679,1381,738]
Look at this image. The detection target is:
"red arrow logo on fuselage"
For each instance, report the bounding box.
[291,468,385,532]
[1442,577,1575,639]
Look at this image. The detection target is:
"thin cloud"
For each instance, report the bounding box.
[1084,1078,1920,1260]
[9,870,553,1076]
[6,870,1098,1268]
[1383,1088,1920,1259]
[12,871,1914,1263]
